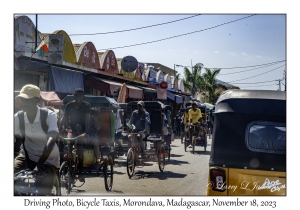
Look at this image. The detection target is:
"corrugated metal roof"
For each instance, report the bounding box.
[216,79,240,89]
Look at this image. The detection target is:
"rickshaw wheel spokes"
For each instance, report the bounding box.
[103,155,113,191]
[126,148,135,178]
[158,144,165,172]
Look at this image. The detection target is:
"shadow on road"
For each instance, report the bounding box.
[131,170,187,180]
[187,150,211,156]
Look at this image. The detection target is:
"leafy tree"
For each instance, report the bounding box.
[182,63,204,98]
[202,68,227,104]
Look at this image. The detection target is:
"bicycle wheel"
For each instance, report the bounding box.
[59,161,72,195]
[103,155,113,191]
[158,144,165,172]
[126,148,135,178]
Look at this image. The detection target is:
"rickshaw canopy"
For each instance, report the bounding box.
[62,95,119,109]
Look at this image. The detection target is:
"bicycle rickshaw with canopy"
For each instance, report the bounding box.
[58,95,118,194]
[206,90,286,196]
[125,101,168,178]
[183,102,208,153]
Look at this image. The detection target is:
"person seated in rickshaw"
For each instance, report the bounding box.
[162,108,170,145]
[113,106,125,156]
[60,88,91,181]
[207,109,214,133]
[129,101,150,158]
[188,101,202,148]
[85,108,101,169]
[180,108,189,144]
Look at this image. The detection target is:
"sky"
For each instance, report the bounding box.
[14,14,286,91]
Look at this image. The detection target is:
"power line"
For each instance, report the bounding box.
[230,80,278,84]
[97,14,256,51]
[69,15,200,36]
[219,60,286,75]
[207,60,286,70]
[228,65,285,83]
[239,84,277,88]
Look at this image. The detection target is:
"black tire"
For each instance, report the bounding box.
[158,144,165,172]
[126,148,135,178]
[103,156,113,191]
[59,161,71,195]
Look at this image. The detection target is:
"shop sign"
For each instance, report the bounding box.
[148,67,157,83]
[14,16,41,54]
[135,62,146,81]
[48,34,64,64]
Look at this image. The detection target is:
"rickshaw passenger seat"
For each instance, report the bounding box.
[149,110,162,134]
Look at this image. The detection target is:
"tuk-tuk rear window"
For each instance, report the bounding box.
[246,121,286,154]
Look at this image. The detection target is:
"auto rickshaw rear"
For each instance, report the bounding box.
[206,90,286,196]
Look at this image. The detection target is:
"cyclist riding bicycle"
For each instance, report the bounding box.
[207,109,214,135]
[129,101,150,158]
[188,101,202,148]
[14,84,60,196]
[60,88,91,181]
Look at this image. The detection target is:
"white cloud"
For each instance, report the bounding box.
[214,51,220,54]
[242,52,248,56]
[255,55,263,58]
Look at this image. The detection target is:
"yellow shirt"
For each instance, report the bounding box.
[188,108,202,123]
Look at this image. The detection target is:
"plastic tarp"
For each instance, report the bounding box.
[175,95,184,104]
[167,91,175,101]
[50,66,84,94]
[157,87,167,100]
[40,91,63,106]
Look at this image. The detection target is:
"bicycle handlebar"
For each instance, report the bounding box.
[58,135,81,142]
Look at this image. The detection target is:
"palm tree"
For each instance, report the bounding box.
[182,63,204,98]
[202,68,227,104]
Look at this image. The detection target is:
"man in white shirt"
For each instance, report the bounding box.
[14,84,60,195]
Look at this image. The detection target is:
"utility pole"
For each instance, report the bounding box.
[275,79,282,91]
[35,14,38,50]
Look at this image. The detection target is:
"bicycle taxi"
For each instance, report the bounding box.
[183,102,207,153]
[206,90,286,196]
[125,101,167,178]
[59,95,118,194]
